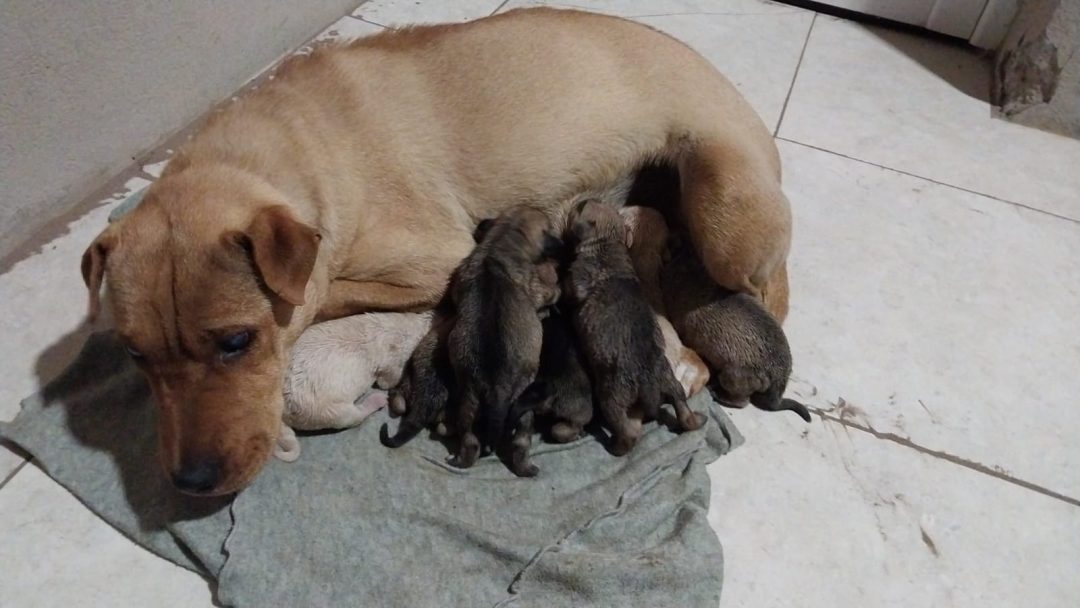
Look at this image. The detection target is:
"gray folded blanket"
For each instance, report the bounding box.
[1,330,742,607]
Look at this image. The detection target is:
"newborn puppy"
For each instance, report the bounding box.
[620,206,710,398]
[562,200,705,456]
[662,237,810,422]
[277,311,431,461]
[522,310,594,443]
[447,206,561,476]
[283,311,432,429]
[380,310,455,448]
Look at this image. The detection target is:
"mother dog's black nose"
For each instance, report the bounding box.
[172,460,222,494]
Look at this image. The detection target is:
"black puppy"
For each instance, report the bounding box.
[562,200,705,456]
[661,236,811,422]
[379,310,455,447]
[446,206,562,476]
[519,310,594,443]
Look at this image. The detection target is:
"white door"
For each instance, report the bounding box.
[812,0,1003,43]
[812,0,1019,48]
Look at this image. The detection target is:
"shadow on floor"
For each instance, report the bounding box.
[865,24,993,103]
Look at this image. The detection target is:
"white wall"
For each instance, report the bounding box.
[0,0,360,260]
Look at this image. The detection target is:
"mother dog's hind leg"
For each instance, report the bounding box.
[677,140,791,322]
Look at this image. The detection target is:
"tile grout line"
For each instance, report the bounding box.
[808,406,1080,508]
[778,137,1080,225]
[0,457,30,492]
[774,13,816,138]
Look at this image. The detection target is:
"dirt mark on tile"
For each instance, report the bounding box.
[917,399,940,424]
[920,525,940,557]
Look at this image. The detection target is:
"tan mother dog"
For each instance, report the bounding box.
[81,8,791,495]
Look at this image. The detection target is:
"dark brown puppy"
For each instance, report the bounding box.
[474,218,591,442]
[381,218,499,442]
[520,310,594,443]
[662,237,810,422]
[379,309,455,447]
[447,206,562,476]
[562,200,705,456]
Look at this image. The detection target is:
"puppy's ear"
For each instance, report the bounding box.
[81,227,117,321]
[473,218,495,243]
[238,206,321,306]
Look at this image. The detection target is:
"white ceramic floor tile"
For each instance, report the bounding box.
[0,179,146,426]
[779,139,1080,497]
[709,409,1080,608]
[501,0,814,130]
[353,0,506,27]
[0,465,211,608]
[779,15,1080,220]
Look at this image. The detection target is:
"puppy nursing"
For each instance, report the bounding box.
[277,311,432,461]
[523,311,594,444]
[379,311,456,448]
[290,202,804,477]
[284,312,432,430]
[562,200,706,455]
[662,237,811,422]
[620,207,711,399]
[446,206,562,476]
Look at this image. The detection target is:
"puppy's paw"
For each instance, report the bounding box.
[274,424,301,463]
[388,391,407,418]
[550,422,582,443]
[446,454,471,469]
[514,463,540,478]
[610,436,636,457]
[356,391,389,419]
[676,348,710,397]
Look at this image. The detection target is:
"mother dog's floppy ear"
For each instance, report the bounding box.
[236,205,321,307]
[81,227,117,321]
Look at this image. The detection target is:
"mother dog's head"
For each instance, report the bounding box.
[81,169,320,496]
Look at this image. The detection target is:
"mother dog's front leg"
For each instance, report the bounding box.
[678,140,792,322]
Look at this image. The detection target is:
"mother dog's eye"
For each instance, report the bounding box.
[218,330,253,358]
[126,346,144,360]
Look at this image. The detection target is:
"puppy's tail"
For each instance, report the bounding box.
[749,386,812,423]
[751,397,812,423]
[777,398,812,423]
[379,413,427,448]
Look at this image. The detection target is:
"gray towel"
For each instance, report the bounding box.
[1,330,741,607]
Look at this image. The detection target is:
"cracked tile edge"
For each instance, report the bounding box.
[808,403,1080,508]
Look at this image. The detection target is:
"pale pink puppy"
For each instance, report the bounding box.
[275,311,433,461]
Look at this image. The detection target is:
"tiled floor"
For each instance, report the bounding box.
[2,0,1078,606]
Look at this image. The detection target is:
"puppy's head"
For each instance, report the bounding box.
[483,206,563,263]
[81,169,320,496]
[481,207,562,309]
[566,199,628,247]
